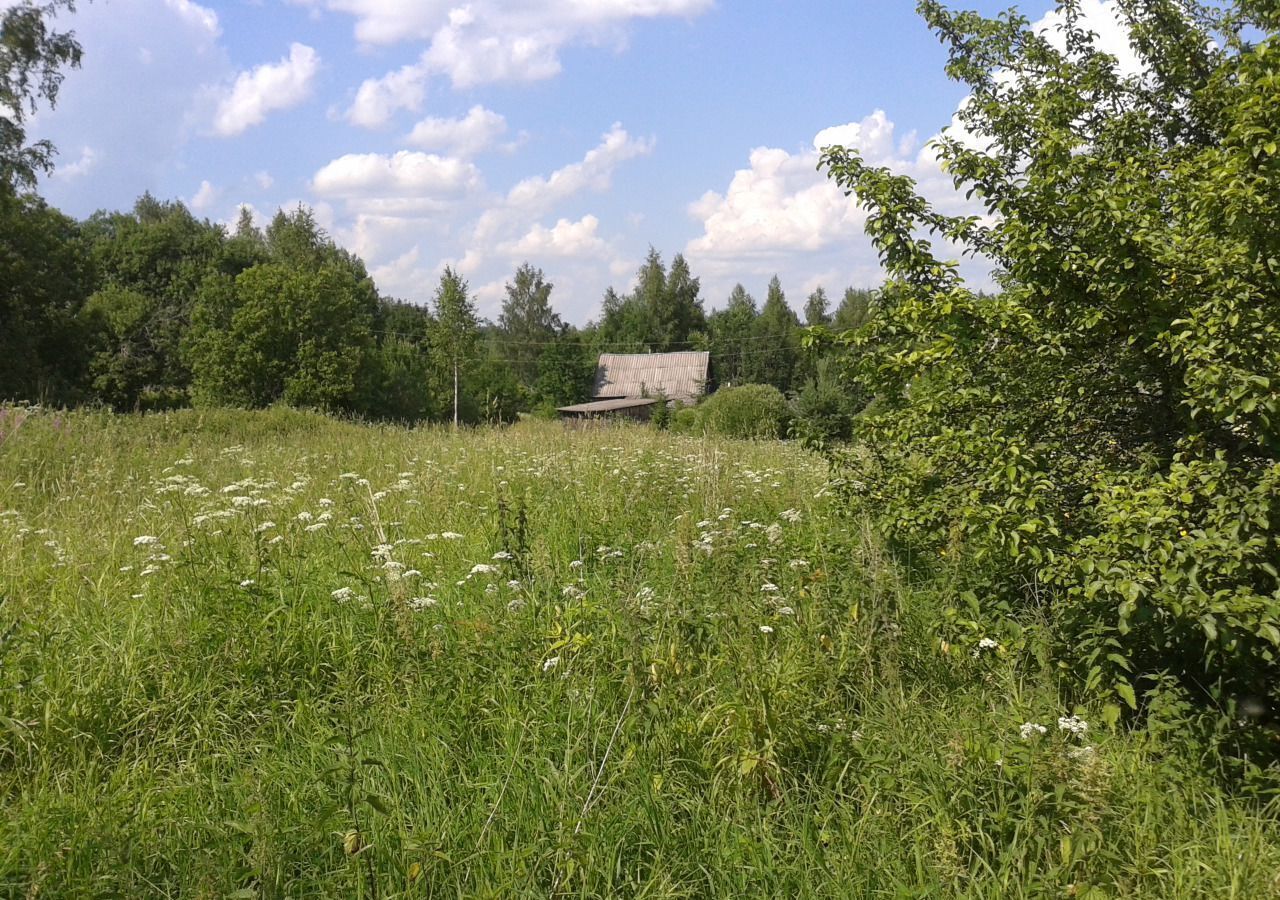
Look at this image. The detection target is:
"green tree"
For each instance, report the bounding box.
[431,266,479,428]
[832,287,873,331]
[707,284,758,388]
[535,327,596,406]
[803,286,831,326]
[658,253,708,351]
[186,263,376,411]
[820,0,1280,723]
[0,191,91,402]
[1,0,83,192]
[497,262,560,390]
[751,275,800,392]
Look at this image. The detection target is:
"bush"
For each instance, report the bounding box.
[791,357,859,446]
[670,405,702,435]
[819,1,1280,733]
[698,384,789,440]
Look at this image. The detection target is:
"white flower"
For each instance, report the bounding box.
[331,587,355,602]
[788,559,810,569]
[339,472,359,480]
[255,521,276,533]
[569,559,584,569]
[1067,744,1096,761]
[542,656,560,672]
[240,579,256,588]
[296,511,314,522]
[777,606,795,616]
[1019,722,1048,740]
[978,637,999,650]
[506,579,521,589]
[1057,715,1089,735]
[765,523,784,545]
[469,564,498,577]
[758,625,774,634]
[562,585,585,599]
[492,550,514,560]
[408,596,438,610]
[780,508,802,523]
[441,532,463,540]
[761,582,779,593]
[231,496,253,508]
[318,498,334,507]
[305,522,327,532]
[133,535,160,546]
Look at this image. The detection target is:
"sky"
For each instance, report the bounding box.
[24,0,1132,325]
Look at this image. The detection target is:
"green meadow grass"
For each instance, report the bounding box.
[1,406,1277,898]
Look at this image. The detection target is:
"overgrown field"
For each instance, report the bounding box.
[1,407,1277,898]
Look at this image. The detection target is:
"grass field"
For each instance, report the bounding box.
[1,406,1278,898]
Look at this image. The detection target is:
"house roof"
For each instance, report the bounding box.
[557,397,659,415]
[593,351,710,403]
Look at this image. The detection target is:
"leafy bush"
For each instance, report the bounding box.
[819,1,1280,731]
[698,384,790,440]
[670,405,702,435]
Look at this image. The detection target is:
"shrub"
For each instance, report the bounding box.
[670,405,702,435]
[819,1,1280,731]
[699,384,789,440]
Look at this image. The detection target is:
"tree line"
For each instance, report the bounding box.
[3,193,873,426]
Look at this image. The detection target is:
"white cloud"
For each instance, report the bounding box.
[212,43,320,137]
[345,60,429,128]
[320,0,711,130]
[500,215,608,259]
[54,145,98,180]
[405,105,507,157]
[311,150,482,199]
[189,178,219,211]
[254,171,274,189]
[162,0,220,37]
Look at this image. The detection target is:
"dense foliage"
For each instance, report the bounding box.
[818,0,1280,736]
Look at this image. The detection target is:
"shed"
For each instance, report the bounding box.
[556,397,659,424]
[593,351,709,404]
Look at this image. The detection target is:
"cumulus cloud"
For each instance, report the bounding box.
[311,150,482,200]
[500,215,609,259]
[212,43,320,137]
[53,145,98,180]
[324,0,711,130]
[345,60,429,128]
[189,179,219,211]
[162,0,220,37]
[405,105,507,157]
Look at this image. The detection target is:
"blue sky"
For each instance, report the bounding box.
[25,0,1128,324]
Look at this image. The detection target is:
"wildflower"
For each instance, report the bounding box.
[318,498,334,507]
[761,582,779,593]
[296,511,314,522]
[305,522,327,532]
[759,625,774,634]
[543,656,560,673]
[469,563,498,577]
[569,559,584,569]
[777,606,795,616]
[780,508,802,523]
[440,531,463,540]
[1057,715,1089,736]
[562,585,585,599]
[231,496,253,508]
[402,569,421,579]
[339,473,359,480]
[331,587,356,602]
[133,535,160,547]
[240,579,256,588]
[140,565,161,577]
[1067,745,1096,761]
[765,523,783,545]
[1019,722,1048,740]
[978,637,999,650]
[408,596,438,610]
[255,521,276,533]
[506,579,521,589]
[492,550,514,561]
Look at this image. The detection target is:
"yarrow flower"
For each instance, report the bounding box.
[542,656,560,673]
[331,587,356,602]
[469,563,498,577]
[1019,722,1048,740]
[491,550,514,561]
[133,535,160,546]
[761,582,779,593]
[759,625,774,634]
[1057,715,1089,736]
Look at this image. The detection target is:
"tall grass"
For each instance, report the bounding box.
[1,406,1277,897]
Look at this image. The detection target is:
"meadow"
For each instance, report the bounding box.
[1,406,1277,898]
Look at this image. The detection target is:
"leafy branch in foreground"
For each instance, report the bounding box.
[817,0,1280,740]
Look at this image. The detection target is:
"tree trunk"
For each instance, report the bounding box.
[453,358,459,428]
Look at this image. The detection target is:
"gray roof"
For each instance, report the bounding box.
[557,397,659,414]
[593,351,709,403]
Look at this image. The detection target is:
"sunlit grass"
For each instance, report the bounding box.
[1,406,1277,898]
